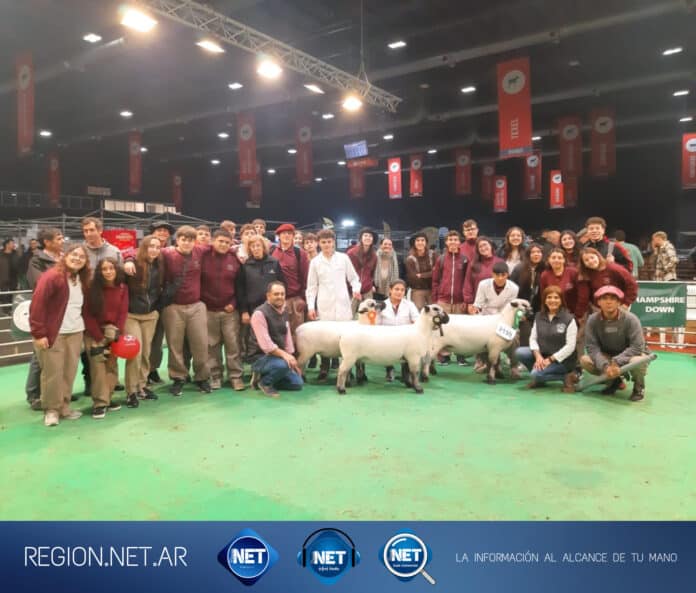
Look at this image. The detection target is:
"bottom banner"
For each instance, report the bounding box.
[3,521,695,592]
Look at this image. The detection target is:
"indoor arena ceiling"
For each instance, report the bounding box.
[0,0,694,177]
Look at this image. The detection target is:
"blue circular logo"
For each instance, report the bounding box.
[218,529,278,586]
[380,532,436,585]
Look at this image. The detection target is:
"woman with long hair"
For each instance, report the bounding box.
[380,279,420,384]
[515,285,579,393]
[511,243,546,347]
[373,237,400,300]
[83,257,129,419]
[29,243,90,427]
[347,227,378,312]
[560,230,581,268]
[463,236,504,314]
[124,235,163,407]
[576,247,638,317]
[405,231,437,311]
[540,248,586,320]
[498,226,527,273]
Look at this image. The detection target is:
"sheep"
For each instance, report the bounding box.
[295,298,386,383]
[428,298,532,385]
[336,304,450,395]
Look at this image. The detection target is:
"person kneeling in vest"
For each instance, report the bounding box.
[248,281,303,397]
[581,285,651,401]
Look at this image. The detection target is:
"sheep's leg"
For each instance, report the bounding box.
[408,359,424,394]
[336,358,355,395]
[420,353,430,382]
[486,348,501,385]
[356,362,367,385]
[507,342,521,380]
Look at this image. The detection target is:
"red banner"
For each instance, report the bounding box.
[102,229,137,252]
[549,170,565,209]
[564,175,578,208]
[590,108,616,177]
[128,131,142,195]
[523,151,542,199]
[248,161,262,207]
[347,157,378,169]
[296,121,313,186]
[349,167,365,199]
[497,57,533,158]
[558,116,583,177]
[48,152,60,206]
[683,134,696,190]
[409,154,423,197]
[172,172,183,212]
[237,112,257,186]
[16,53,34,157]
[493,176,508,213]
[387,157,402,199]
[481,164,495,199]
[454,148,472,195]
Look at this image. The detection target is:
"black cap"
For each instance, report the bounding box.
[149,221,176,235]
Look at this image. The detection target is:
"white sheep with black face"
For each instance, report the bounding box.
[336,304,450,394]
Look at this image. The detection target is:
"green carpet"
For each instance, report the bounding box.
[1,352,695,520]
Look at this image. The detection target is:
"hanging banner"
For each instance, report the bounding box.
[387,157,402,199]
[590,108,616,177]
[349,166,365,199]
[633,282,687,327]
[558,116,583,177]
[16,53,34,157]
[48,152,60,206]
[247,161,262,208]
[409,154,423,197]
[237,112,257,186]
[128,131,142,195]
[172,172,183,212]
[496,57,533,158]
[347,157,378,169]
[102,229,138,252]
[682,133,696,190]
[564,175,578,208]
[481,164,495,199]
[454,148,472,195]
[295,121,313,186]
[523,151,542,199]
[493,176,508,212]
[549,170,565,209]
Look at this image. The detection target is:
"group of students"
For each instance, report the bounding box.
[23,214,664,427]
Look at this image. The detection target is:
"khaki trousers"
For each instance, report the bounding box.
[125,311,159,393]
[437,301,465,314]
[207,310,243,381]
[85,335,119,408]
[162,301,209,381]
[37,332,83,415]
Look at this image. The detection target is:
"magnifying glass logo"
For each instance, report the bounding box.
[381,532,436,585]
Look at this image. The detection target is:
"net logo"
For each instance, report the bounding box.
[217,529,279,586]
[380,531,436,585]
[297,528,360,584]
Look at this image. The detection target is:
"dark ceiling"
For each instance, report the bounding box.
[0,0,694,188]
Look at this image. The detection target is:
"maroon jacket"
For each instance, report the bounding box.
[83,284,129,341]
[576,262,639,317]
[270,244,309,299]
[161,245,207,305]
[462,255,504,304]
[29,268,80,346]
[346,245,377,295]
[540,267,588,319]
[460,238,478,263]
[201,248,241,311]
[431,251,468,304]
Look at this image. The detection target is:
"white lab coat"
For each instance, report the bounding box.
[306,252,361,321]
[380,298,420,326]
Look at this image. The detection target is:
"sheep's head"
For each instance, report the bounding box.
[357,298,387,325]
[509,299,533,322]
[423,304,450,333]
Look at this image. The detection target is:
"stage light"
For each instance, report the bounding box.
[304,84,324,94]
[196,39,225,54]
[257,59,282,79]
[83,33,102,43]
[121,8,157,33]
[342,95,363,112]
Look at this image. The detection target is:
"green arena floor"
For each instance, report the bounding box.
[1,352,695,521]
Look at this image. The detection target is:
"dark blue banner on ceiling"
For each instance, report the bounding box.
[2,522,694,592]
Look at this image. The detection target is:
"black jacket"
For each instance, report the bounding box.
[127,260,163,314]
[237,256,286,314]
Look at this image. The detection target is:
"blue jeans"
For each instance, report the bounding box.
[515,347,569,385]
[252,355,303,391]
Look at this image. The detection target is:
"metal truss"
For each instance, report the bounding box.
[138,0,402,112]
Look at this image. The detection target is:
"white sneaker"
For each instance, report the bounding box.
[209,377,222,390]
[61,409,83,420]
[44,410,59,427]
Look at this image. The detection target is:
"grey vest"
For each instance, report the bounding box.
[534,309,577,370]
[247,302,289,362]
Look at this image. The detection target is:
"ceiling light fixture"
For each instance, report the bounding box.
[662,47,683,56]
[322,113,335,120]
[532,135,542,141]
[210,159,221,165]
[337,161,346,166]
[460,86,476,94]
[314,177,323,182]
[680,116,693,122]
[257,58,282,79]
[287,148,297,154]
[218,132,229,139]
[568,59,581,67]
[228,82,243,90]
[427,148,437,154]
[39,130,52,137]
[387,40,407,49]
[196,39,225,53]
[267,168,276,174]
[120,8,157,33]
[140,146,148,153]
[342,95,363,112]
[304,83,324,94]
[83,33,102,43]
[119,110,133,118]
[383,134,394,140]
[673,89,690,97]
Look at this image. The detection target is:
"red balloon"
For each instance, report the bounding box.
[110,335,141,359]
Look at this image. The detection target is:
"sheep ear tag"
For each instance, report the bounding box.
[368,310,377,325]
[513,309,525,329]
[495,322,516,341]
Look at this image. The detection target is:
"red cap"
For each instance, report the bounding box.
[275,223,296,234]
[594,285,624,301]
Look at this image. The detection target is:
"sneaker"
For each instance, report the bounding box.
[108,401,122,412]
[114,383,125,392]
[29,398,43,411]
[601,378,622,395]
[437,357,450,366]
[170,379,185,397]
[141,387,158,400]
[44,410,60,426]
[126,393,140,408]
[61,409,82,420]
[231,378,246,391]
[209,377,222,390]
[629,386,645,402]
[147,370,163,385]
[259,382,280,398]
[456,356,470,366]
[196,380,212,394]
[92,407,107,419]
[250,372,260,390]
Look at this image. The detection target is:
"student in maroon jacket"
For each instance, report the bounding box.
[463,237,504,314]
[346,227,378,314]
[576,247,638,318]
[460,219,479,262]
[30,243,90,427]
[201,229,244,391]
[431,230,468,313]
[83,258,129,418]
